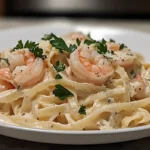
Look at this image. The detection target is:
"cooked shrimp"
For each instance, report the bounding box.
[0,68,12,82]
[62,32,88,46]
[8,49,35,71]
[69,44,114,85]
[0,78,14,92]
[106,42,135,67]
[106,42,120,51]
[130,74,150,100]
[12,58,45,88]
[7,49,46,88]
[69,32,88,40]
[0,68,14,92]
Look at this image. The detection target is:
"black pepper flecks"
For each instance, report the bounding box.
[17,85,21,90]
[130,70,136,78]
[22,113,25,116]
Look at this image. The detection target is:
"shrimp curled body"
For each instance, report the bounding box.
[69,45,114,85]
[6,49,45,89]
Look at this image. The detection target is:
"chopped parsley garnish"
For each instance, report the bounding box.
[84,36,108,55]
[87,33,92,39]
[84,33,97,45]
[53,61,65,72]
[0,58,10,65]
[76,38,81,46]
[78,105,86,115]
[24,40,38,49]
[110,39,115,43]
[69,44,77,52]
[29,47,46,59]
[12,40,46,59]
[55,74,62,79]
[84,39,95,45]
[119,44,127,50]
[97,41,108,54]
[101,38,106,44]
[12,40,37,51]
[42,33,77,53]
[12,40,23,51]
[53,61,65,80]
[53,84,74,100]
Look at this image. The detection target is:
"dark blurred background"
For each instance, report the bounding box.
[0,0,150,19]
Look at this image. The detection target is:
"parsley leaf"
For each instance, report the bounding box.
[53,61,65,72]
[42,33,77,53]
[78,105,86,115]
[53,84,74,100]
[0,58,10,65]
[87,33,93,40]
[110,39,115,43]
[84,39,95,45]
[55,74,62,79]
[13,40,37,51]
[84,37,108,55]
[69,44,77,52]
[101,38,106,44]
[12,40,46,59]
[97,41,108,54]
[50,34,68,52]
[24,40,38,49]
[12,40,24,51]
[29,47,46,59]
[84,33,96,45]
[76,38,81,46]
[119,44,127,50]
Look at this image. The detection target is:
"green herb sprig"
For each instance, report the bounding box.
[76,38,81,46]
[78,105,86,115]
[84,39,95,45]
[12,40,46,59]
[42,33,77,53]
[110,39,115,43]
[29,47,46,59]
[84,33,96,45]
[53,61,65,72]
[84,35,109,55]
[53,61,65,80]
[97,41,108,54]
[55,74,62,79]
[119,44,127,50]
[53,84,74,100]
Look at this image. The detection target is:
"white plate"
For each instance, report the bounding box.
[0,22,150,145]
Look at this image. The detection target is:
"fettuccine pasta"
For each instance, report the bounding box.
[0,31,150,130]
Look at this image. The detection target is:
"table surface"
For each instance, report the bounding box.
[0,17,150,149]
